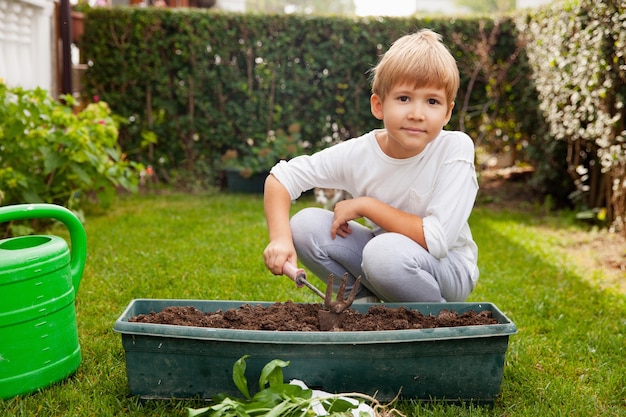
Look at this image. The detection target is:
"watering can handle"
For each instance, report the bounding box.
[0,203,87,293]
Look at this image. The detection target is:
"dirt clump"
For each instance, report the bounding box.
[129,302,498,332]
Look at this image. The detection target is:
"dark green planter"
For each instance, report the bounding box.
[224,169,267,194]
[114,299,517,402]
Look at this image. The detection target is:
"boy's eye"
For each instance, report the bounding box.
[427,98,440,105]
[398,96,410,102]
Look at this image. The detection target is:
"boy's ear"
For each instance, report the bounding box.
[370,94,384,120]
[444,101,455,125]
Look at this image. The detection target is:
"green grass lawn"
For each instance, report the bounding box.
[2,191,625,416]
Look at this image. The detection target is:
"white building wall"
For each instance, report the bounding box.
[215,0,244,12]
[0,0,55,91]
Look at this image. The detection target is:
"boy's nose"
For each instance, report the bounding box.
[408,105,425,120]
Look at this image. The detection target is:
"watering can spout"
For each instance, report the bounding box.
[0,203,87,293]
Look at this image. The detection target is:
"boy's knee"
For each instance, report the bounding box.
[362,233,433,280]
[363,233,413,259]
[290,208,335,250]
[363,234,408,273]
[290,207,331,233]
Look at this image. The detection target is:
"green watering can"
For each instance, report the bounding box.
[0,204,87,399]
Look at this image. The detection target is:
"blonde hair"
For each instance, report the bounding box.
[370,29,460,105]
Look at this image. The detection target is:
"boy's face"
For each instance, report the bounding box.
[370,83,454,158]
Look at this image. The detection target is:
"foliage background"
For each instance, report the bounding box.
[79,2,625,232]
[81,9,536,185]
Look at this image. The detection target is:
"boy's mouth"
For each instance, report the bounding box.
[403,126,426,134]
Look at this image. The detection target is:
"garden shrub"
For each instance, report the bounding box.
[518,0,626,232]
[0,82,142,219]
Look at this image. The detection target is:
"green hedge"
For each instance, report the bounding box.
[82,8,536,186]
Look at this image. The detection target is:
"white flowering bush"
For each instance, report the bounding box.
[517,0,626,233]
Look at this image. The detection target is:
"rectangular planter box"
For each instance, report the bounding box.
[114,299,517,402]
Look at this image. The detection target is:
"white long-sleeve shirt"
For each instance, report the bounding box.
[270,129,479,281]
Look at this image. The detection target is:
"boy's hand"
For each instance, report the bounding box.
[263,238,297,275]
[332,196,429,250]
[331,198,365,239]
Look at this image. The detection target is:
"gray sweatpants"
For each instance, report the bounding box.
[290,207,475,303]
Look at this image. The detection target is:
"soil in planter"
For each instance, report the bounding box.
[129,301,498,332]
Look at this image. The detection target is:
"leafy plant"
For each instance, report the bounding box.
[0,82,142,213]
[517,0,626,233]
[220,124,311,178]
[187,355,379,417]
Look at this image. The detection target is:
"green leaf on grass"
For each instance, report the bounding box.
[258,358,290,389]
[252,383,311,405]
[187,407,212,417]
[190,356,361,417]
[263,399,301,417]
[233,355,251,400]
[323,397,358,413]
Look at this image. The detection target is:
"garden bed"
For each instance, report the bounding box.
[114,299,516,402]
[129,301,498,331]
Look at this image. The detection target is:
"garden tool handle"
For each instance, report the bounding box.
[282,262,326,300]
[282,262,306,288]
[0,203,87,293]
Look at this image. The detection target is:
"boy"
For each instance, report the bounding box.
[263,29,478,303]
